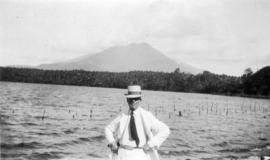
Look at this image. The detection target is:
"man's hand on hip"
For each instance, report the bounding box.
[143,143,158,152]
[108,142,118,154]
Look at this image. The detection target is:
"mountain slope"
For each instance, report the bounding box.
[38,43,202,74]
[243,66,270,95]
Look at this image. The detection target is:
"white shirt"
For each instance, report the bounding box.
[120,108,147,147]
[105,106,170,148]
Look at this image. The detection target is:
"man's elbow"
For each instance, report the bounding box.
[164,125,170,137]
[159,122,170,138]
[104,126,111,136]
[104,126,111,138]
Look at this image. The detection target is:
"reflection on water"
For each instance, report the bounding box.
[1,82,270,160]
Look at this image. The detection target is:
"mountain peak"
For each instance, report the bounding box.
[105,42,152,52]
[127,42,152,48]
[38,43,202,74]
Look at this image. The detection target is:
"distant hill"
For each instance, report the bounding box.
[7,65,34,68]
[243,66,270,95]
[37,43,202,74]
[1,65,269,97]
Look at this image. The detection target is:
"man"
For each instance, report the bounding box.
[105,85,170,160]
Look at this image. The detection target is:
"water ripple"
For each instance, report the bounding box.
[1,82,270,160]
[1,142,44,150]
[27,151,65,160]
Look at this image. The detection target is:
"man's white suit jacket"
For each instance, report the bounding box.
[105,107,170,160]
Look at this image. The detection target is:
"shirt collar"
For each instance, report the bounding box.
[129,106,141,115]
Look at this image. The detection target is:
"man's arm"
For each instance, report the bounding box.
[104,114,122,144]
[147,114,170,148]
[104,114,122,153]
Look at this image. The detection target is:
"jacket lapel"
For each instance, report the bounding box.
[118,114,129,140]
[139,108,152,140]
[139,108,160,160]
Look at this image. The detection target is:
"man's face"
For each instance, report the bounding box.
[127,97,141,110]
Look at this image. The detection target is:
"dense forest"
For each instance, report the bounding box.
[0,66,269,98]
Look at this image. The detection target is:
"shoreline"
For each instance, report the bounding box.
[0,80,269,100]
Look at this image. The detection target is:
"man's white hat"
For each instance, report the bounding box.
[124,85,142,98]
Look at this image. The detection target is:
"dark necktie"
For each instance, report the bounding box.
[130,110,140,147]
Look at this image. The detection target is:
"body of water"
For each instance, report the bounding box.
[1,82,270,160]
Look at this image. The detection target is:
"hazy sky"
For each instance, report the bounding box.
[1,0,270,76]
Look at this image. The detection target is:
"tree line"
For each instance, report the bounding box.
[0,66,269,98]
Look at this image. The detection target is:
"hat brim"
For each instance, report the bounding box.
[124,94,141,98]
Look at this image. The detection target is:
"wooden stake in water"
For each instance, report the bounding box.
[178,111,182,117]
[90,109,93,119]
[42,110,46,120]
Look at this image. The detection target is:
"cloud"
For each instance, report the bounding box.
[0,0,269,75]
[146,0,270,75]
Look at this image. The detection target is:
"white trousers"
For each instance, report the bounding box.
[109,148,150,160]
